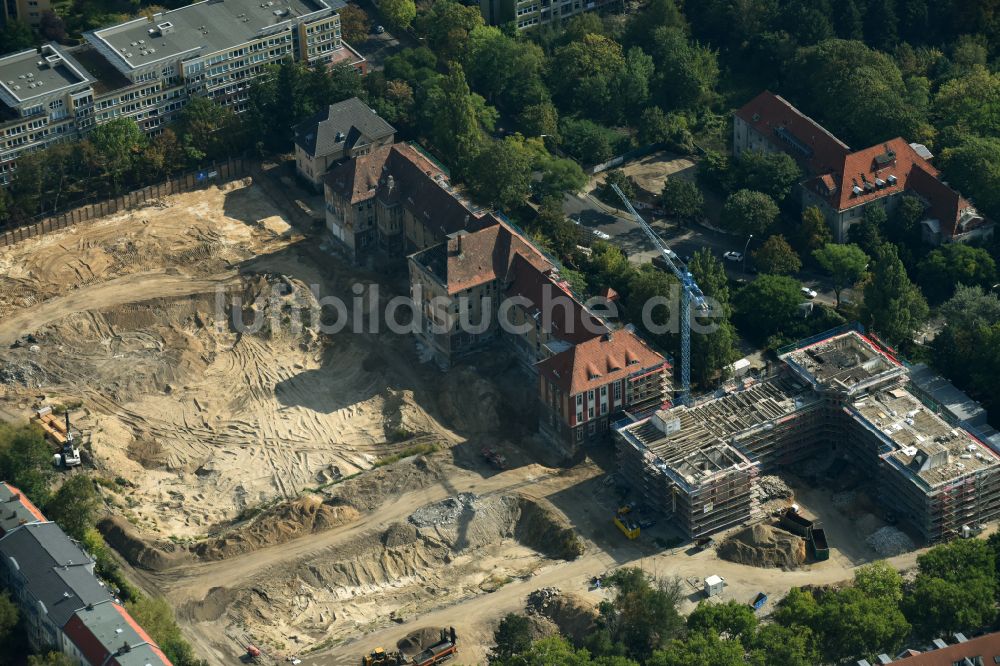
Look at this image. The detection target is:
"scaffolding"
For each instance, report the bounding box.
[614,329,1000,543]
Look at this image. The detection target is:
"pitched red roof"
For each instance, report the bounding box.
[504,254,609,346]
[443,220,552,294]
[735,90,851,176]
[536,329,668,396]
[63,602,173,666]
[894,631,1000,665]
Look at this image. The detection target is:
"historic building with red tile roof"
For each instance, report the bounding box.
[323,141,491,263]
[734,91,992,244]
[408,217,670,454]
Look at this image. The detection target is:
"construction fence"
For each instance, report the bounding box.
[0,157,251,248]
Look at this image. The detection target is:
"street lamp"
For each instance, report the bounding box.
[742,233,753,275]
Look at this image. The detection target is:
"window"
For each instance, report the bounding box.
[600,386,607,396]
[588,406,594,419]
[576,429,583,442]
[576,394,582,405]
[588,422,596,435]
[588,390,594,401]
[614,381,621,401]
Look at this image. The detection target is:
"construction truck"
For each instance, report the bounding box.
[33,407,81,468]
[361,647,405,666]
[412,627,457,666]
[481,446,507,470]
[614,505,640,540]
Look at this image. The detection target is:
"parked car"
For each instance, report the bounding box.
[592,229,611,240]
[801,286,818,299]
[723,251,743,262]
[375,25,385,33]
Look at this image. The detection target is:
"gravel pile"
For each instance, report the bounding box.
[408,493,477,528]
[866,526,915,557]
[831,490,857,510]
[758,475,792,501]
[526,587,561,615]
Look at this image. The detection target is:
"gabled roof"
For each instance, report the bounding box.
[64,600,173,666]
[504,254,609,346]
[735,90,851,176]
[0,482,47,535]
[0,522,112,629]
[324,144,393,205]
[419,220,549,294]
[536,329,668,396]
[294,97,395,158]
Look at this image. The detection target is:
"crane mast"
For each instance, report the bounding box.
[610,183,706,404]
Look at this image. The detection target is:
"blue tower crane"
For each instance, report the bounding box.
[610,183,706,404]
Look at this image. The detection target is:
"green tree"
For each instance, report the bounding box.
[788,39,923,146]
[812,243,868,307]
[686,600,757,645]
[593,242,636,293]
[863,243,929,344]
[749,624,819,666]
[752,235,801,275]
[648,632,744,666]
[918,243,995,303]
[730,150,802,203]
[854,561,904,604]
[337,4,369,43]
[905,539,998,637]
[421,63,488,176]
[0,424,52,505]
[417,0,483,61]
[848,206,887,256]
[89,117,147,194]
[534,197,579,258]
[0,591,18,645]
[46,476,100,541]
[798,206,833,253]
[689,249,738,387]
[490,613,532,663]
[817,587,909,663]
[660,178,703,226]
[720,189,779,236]
[601,170,636,205]
[638,107,694,153]
[535,154,587,200]
[888,194,925,245]
[0,21,35,52]
[933,65,1000,139]
[550,34,626,121]
[559,117,615,164]
[518,101,560,139]
[733,274,804,342]
[127,596,206,666]
[624,0,687,52]
[939,136,1000,221]
[597,568,685,661]
[176,97,236,163]
[468,135,532,210]
[380,0,416,31]
[649,27,719,111]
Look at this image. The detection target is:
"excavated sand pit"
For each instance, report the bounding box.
[183,492,581,655]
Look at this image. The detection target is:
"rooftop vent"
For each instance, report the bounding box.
[887,174,897,185]
[157,20,174,34]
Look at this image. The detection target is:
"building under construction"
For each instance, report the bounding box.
[614,327,1000,543]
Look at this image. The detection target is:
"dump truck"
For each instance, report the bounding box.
[614,506,640,540]
[810,528,829,561]
[362,647,405,665]
[412,627,457,666]
[779,507,814,538]
[33,408,81,468]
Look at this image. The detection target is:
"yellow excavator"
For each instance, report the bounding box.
[361,647,405,666]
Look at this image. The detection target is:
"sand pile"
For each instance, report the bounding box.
[192,494,361,560]
[217,492,580,652]
[530,591,598,645]
[323,454,448,514]
[718,523,806,568]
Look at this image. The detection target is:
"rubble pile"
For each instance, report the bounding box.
[866,526,915,557]
[408,493,477,528]
[0,359,50,387]
[758,475,792,501]
[526,587,561,616]
[718,524,806,568]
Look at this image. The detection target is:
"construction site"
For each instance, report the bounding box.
[3,172,998,665]
[616,328,1000,544]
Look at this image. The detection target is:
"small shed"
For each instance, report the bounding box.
[727,358,752,378]
[704,575,725,597]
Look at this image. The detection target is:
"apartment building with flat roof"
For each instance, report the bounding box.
[1,0,362,183]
